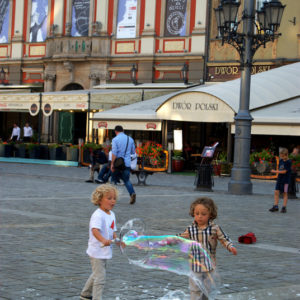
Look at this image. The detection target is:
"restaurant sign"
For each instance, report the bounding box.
[157,92,234,123]
[208,65,274,81]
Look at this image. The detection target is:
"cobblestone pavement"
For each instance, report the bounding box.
[0,162,299,300]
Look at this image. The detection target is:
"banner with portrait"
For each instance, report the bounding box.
[30,0,48,43]
[164,0,187,37]
[71,0,90,37]
[116,0,137,39]
[0,0,9,43]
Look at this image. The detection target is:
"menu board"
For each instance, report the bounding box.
[116,0,137,39]
[164,0,187,37]
[71,0,90,36]
[0,0,9,43]
[30,0,48,42]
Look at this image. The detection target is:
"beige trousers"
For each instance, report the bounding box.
[189,271,215,300]
[81,257,107,300]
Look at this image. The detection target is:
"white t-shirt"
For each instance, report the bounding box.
[86,208,117,259]
[24,126,33,137]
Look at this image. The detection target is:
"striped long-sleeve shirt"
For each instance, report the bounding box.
[181,220,233,273]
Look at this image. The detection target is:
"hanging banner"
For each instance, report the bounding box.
[71,0,90,36]
[164,0,187,37]
[0,0,9,43]
[30,0,48,43]
[116,0,137,39]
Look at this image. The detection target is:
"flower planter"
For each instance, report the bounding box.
[48,147,57,160]
[15,144,26,158]
[67,147,79,161]
[213,164,221,176]
[39,145,49,159]
[4,144,13,157]
[172,159,185,172]
[0,144,5,157]
[28,146,40,159]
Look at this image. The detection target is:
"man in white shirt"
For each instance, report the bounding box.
[23,123,33,142]
[10,123,20,141]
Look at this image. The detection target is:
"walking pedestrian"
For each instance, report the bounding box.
[80,184,122,300]
[269,147,292,213]
[178,197,237,300]
[23,122,33,142]
[110,125,136,204]
[10,123,20,142]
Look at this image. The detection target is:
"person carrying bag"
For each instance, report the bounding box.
[111,126,136,204]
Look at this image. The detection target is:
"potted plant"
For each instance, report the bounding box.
[26,143,40,159]
[3,141,14,157]
[82,143,102,164]
[15,142,26,158]
[48,143,60,160]
[136,142,165,168]
[66,144,79,161]
[172,150,185,172]
[0,139,6,157]
[250,148,275,175]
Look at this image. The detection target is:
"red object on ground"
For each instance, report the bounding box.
[238,232,257,244]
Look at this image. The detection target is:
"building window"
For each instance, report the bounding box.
[116,0,138,39]
[164,0,187,37]
[71,0,90,37]
[30,0,48,43]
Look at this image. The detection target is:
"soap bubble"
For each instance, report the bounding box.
[119,219,220,299]
[158,290,189,300]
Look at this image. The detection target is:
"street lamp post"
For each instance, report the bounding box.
[214,0,285,194]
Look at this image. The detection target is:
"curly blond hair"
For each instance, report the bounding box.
[91,183,119,206]
[189,197,218,220]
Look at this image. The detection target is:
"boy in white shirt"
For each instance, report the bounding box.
[80,184,121,300]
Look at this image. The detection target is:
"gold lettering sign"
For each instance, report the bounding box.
[116,42,135,53]
[215,66,239,75]
[29,45,46,56]
[164,40,184,52]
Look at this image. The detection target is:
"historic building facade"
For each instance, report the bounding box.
[0,0,209,142]
[0,0,208,91]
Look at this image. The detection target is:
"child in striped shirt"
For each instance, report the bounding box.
[179,197,237,300]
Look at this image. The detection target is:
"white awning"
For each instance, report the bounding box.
[93,62,300,135]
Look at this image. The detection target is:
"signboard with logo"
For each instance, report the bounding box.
[29,103,40,116]
[116,0,137,39]
[164,0,187,37]
[208,65,275,81]
[42,103,53,116]
[94,120,162,131]
[71,0,90,37]
[157,92,234,123]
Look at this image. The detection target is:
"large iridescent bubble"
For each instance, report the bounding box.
[119,219,220,299]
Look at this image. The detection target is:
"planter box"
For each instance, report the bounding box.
[0,144,5,157]
[15,144,26,158]
[4,144,13,157]
[28,146,40,159]
[172,159,185,172]
[67,147,79,161]
[48,147,57,160]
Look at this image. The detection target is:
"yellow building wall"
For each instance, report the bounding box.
[209,0,300,62]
